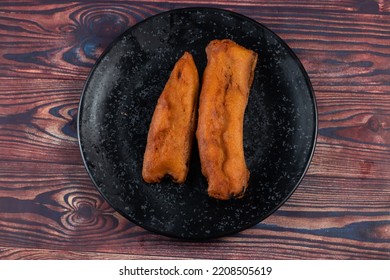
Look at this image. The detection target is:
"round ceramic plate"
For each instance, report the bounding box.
[78,7,317,239]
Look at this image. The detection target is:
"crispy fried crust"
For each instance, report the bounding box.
[142,52,199,183]
[196,39,258,200]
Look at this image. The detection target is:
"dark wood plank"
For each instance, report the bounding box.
[0,161,388,259]
[0,246,184,259]
[0,1,389,81]
[0,0,389,259]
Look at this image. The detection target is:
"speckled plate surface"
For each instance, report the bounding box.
[78,7,317,239]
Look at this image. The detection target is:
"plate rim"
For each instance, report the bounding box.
[77,6,318,240]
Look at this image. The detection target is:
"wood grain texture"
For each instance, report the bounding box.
[0,0,389,259]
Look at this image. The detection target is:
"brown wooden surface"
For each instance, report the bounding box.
[0,0,389,259]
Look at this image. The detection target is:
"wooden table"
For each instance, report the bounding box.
[0,0,389,260]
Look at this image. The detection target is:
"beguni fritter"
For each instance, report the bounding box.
[196,39,258,200]
[142,52,199,183]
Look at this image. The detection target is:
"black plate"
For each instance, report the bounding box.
[77,7,317,239]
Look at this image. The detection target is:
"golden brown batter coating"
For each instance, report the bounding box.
[142,52,199,183]
[196,39,258,200]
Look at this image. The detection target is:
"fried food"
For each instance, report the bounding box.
[196,39,258,200]
[142,52,199,183]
